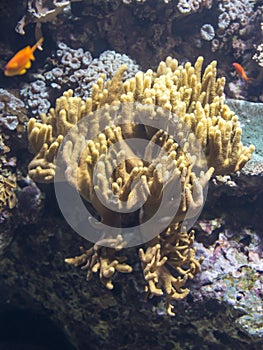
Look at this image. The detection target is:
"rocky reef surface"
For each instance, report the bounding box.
[0,99,262,350]
[0,1,263,349]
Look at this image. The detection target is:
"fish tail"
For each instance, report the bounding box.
[32,37,44,52]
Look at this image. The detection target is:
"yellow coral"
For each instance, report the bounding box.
[65,235,132,290]
[0,174,17,211]
[27,56,254,313]
[28,57,254,181]
[139,224,203,315]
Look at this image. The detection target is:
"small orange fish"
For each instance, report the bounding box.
[4,37,44,77]
[232,62,251,82]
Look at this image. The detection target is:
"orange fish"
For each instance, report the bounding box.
[4,37,44,77]
[232,62,251,82]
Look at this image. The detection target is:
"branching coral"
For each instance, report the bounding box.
[0,156,16,221]
[139,224,203,315]
[0,89,27,218]
[0,174,17,212]
[65,235,132,290]
[27,56,254,313]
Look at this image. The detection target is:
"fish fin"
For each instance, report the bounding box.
[25,60,32,69]
[18,69,27,75]
[244,77,254,86]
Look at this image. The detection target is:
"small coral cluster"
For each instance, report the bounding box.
[0,89,28,219]
[20,80,51,118]
[15,1,262,70]
[253,42,263,67]
[20,43,139,116]
[200,0,260,57]
[0,88,43,231]
[0,146,17,253]
[0,174,16,214]
[65,234,133,291]
[124,0,212,12]
[0,88,27,135]
[177,0,212,14]
[27,57,254,314]
[139,224,203,315]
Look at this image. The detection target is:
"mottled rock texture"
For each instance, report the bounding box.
[0,100,262,349]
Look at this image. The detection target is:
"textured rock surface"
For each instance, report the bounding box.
[226,99,263,163]
[0,1,263,348]
[0,212,262,349]
[0,100,262,349]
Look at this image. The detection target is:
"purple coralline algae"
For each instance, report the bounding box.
[17,176,44,225]
[192,230,263,339]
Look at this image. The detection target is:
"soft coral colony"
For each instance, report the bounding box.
[27,56,254,315]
